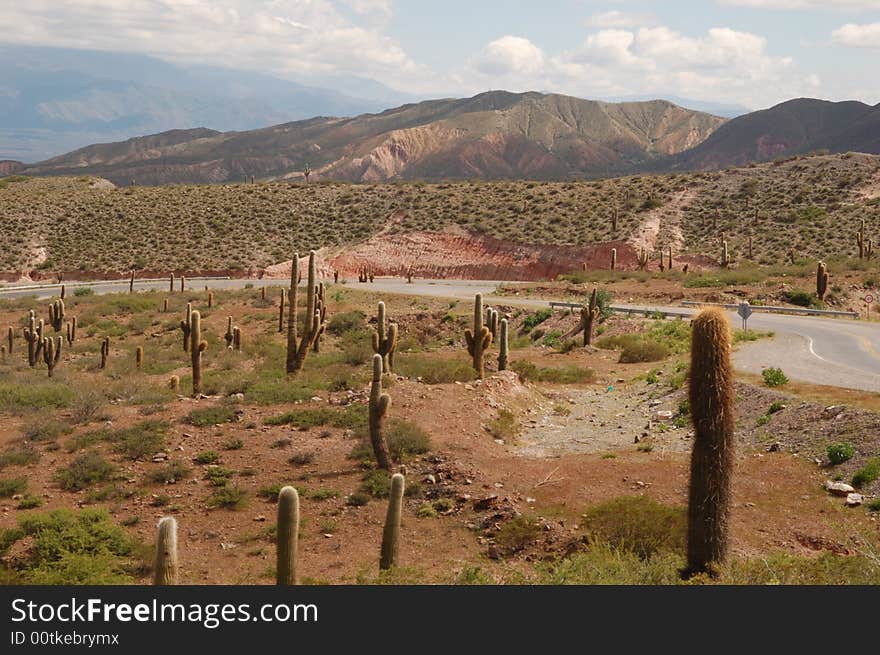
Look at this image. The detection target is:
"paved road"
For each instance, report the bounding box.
[3,276,879,391]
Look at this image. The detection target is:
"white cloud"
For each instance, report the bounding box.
[0,0,422,88]
[465,25,816,109]
[832,22,880,47]
[584,10,654,29]
[719,1,880,9]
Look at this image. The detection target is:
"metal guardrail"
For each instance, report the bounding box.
[681,301,859,319]
[549,301,693,320]
[0,276,232,294]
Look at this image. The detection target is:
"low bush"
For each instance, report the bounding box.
[827,442,854,466]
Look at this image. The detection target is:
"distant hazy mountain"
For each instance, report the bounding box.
[668,98,880,170]
[603,94,751,119]
[19,91,726,184]
[0,45,408,162]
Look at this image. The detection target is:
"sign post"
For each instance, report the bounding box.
[865,294,874,320]
[737,301,753,332]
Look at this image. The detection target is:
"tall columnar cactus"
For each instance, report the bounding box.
[180,275,185,292]
[208,291,214,308]
[685,308,735,578]
[65,317,77,346]
[224,316,234,349]
[49,299,64,332]
[153,517,179,585]
[379,473,405,571]
[180,303,192,352]
[286,251,325,374]
[276,486,300,585]
[100,337,110,369]
[857,220,867,259]
[498,318,509,372]
[169,273,175,293]
[60,285,65,300]
[369,354,393,471]
[637,248,649,270]
[748,234,753,260]
[233,326,242,352]
[611,207,618,233]
[162,298,169,313]
[486,307,499,341]
[667,246,673,271]
[42,336,62,377]
[311,282,327,353]
[816,261,829,301]
[24,311,40,367]
[129,270,135,294]
[721,241,730,268]
[6,326,12,355]
[610,248,617,271]
[278,289,286,333]
[371,301,398,373]
[565,288,600,347]
[867,239,874,260]
[189,310,207,397]
[464,294,492,379]
[136,346,144,369]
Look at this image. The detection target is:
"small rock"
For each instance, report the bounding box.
[424,474,436,484]
[766,443,782,453]
[152,452,168,462]
[473,495,499,511]
[220,542,237,550]
[253,515,267,522]
[654,410,673,421]
[825,480,855,496]
[845,493,864,507]
[823,405,845,419]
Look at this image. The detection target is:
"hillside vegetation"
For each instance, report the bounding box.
[1,152,879,276]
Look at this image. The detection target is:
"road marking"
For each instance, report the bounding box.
[805,336,833,364]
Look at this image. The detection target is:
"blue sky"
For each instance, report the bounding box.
[1,0,879,109]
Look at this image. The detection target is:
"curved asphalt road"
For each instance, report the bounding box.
[2,276,879,391]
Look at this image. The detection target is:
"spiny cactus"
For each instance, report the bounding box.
[60,284,65,300]
[685,308,735,578]
[24,311,41,367]
[136,346,144,369]
[180,275,185,292]
[857,220,867,259]
[369,354,393,471]
[48,299,64,332]
[637,248,649,270]
[286,251,326,374]
[169,273,175,293]
[100,337,110,369]
[180,303,192,352]
[278,289,286,333]
[208,291,214,308]
[42,336,62,377]
[261,286,266,301]
[565,288,600,347]
[233,326,242,352]
[311,282,327,353]
[486,307,499,341]
[747,234,753,260]
[498,318,509,372]
[129,270,135,293]
[153,517,179,585]
[816,261,829,301]
[371,301,398,373]
[65,317,77,346]
[379,473,405,570]
[6,326,12,355]
[224,316,234,349]
[721,241,730,268]
[867,238,874,259]
[667,246,673,271]
[610,248,617,271]
[611,207,618,233]
[162,298,169,313]
[465,294,492,379]
[276,486,300,585]
[188,310,207,397]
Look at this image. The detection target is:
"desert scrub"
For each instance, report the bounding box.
[184,404,239,427]
[70,420,168,460]
[264,404,367,430]
[826,442,854,465]
[207,485,248,510]
[53,452,114,491]
[487,410,519,441]
[851,458,880,488]
[0,508,137,584]
[495,515,541,554]
[580,496,686,559]
[396,355,476,384]
[0,378,75,414]
[597,333,669,363]
[194,451,221,465]
[349,418,431,464]
[510,361,594,383]
[761,367,789,387]
[0,445,40,468]
[148,461,191,484]
[0,477,27,497]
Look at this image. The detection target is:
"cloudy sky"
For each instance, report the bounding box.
[1,0,879,109]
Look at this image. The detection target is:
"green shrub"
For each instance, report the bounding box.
[207,485,247,510]
[785,289,819,308]
[195,451,221,465]
[54,452,114,491]
[327,311,366,335]
[73,287,94,297]
[385,420,431,460]
[827,442,855,465]
[0,477,27,497]
[522,309,552,332]
[396,356,476,384]
[110,421,168,460]
[510,361,594,383]
[0,445,40,468]
[580,496,686,559]
[762,367,789,387]
[851,458,880,488]
[487,410,519,441]
[495,515,541,553]
[148,461,191,484]
[768,401,785,414]
[184,405,238,427]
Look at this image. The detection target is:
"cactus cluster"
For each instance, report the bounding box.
[65,317,77,346]
[464,294,492,379]
[285,251,327,374]
[368,354,393,471]
[42,336,62,377]
[48,298,64,332]
[857,220,873,259]
[24,311,44,367]
[637,248,649,270]
[372,302,398,373]
[485,306,499,341]
[566,288,601,347]
[100,337,110,369]
[685,309,735,578]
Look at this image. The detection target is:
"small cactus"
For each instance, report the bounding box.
[180,275,185,292]
[42,336,62,377]
[208,291,214,308]
[180,303,192,352]
[60,284,65,300]
[610,248,617,271]
[857,220,867,259]
[129,270,135,293]
[100,337,110,369]
[189,310,207,397]
[498,318,509,371]
[233,326,242,352]
[224,316,234,349]
[611,207,618,233]
[278,289,286,333]
[276,486,300,585]
[371,301,398,373]
[637,248,649,270]
[464,294,492,379]
[153,517,179,585]
[7,326,13,355]
[721,241,730,268]
[136,346,144,369]
[380,473,405,570]
[169,273,175,293]
[667,246,673,271]
[369,354,393,471]
[162,298,168,313]
[65,317,77,346]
